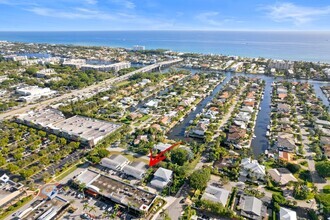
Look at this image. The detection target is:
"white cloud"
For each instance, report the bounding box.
[27,7,114,19]
[196,11,235,27]
[85,0,97,5]
[262,2,330,25]
[196,12,222,26]
[109,0,135,9]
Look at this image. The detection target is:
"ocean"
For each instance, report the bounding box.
[0,31,330,63]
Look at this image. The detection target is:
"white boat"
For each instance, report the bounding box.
[267,125,270,130]
[266,131,270,137]
[259,106,261,110]
[253,134,256,138]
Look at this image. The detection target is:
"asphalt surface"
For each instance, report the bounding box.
[0,59,183,121]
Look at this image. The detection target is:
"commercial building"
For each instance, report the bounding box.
[16,186,68,220]
[0,174,24,209]
[36,68,57,78]
[75,169,157,213]
[122,161,148,180]
[16,108,121,147]
[81,62,131,72]
[133,45,146,51]
[268,60,294,70]
[62,58,131,72]
[100,154,129,171]
[16,86,57,102]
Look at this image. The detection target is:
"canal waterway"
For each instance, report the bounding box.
[166,70,330,157]
[167,74,230,142]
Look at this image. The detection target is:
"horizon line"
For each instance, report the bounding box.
[0,29,330,32]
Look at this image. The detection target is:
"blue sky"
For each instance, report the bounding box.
[0,0,330,31]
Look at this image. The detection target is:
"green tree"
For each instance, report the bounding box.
[189,168,211,190]
[171,148,189,166]
[316,161,330,177]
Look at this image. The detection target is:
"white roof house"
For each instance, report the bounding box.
[202,184,230,206]
[100,155,129,171]
[240,158,266,180]
[280,207,297,220]
[150,168,173,189]
[154,143,172,152]
[239,196,263,219]
[122,161,147,180]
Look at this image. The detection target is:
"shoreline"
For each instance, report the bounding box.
[1,34,330,63]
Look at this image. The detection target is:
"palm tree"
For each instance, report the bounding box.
[83,203,90,212]
[89,205,97,214]
[78,182,86,199]
[102,210,111,219]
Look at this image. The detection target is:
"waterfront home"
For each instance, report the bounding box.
[275,133,296,153]
[238,195,265,220]
[150,168,173,190]
[243,100,255,107]
[240,158,266,180]
[219,91,230,99]
[227,125,246,144]
[202,184,230,206]
[233,120,247,129]
[278,151,294,162]
[190,122,208,138]
[203,109,217,119]
[268,168,297,186]
[235,112,251,122]
[241,106,254,113]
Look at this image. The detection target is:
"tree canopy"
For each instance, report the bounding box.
[189,168,211,190]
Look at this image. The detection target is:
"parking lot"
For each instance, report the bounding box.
[58,186,136,219]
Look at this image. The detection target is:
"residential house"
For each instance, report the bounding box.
[227,125,246,144]
[150,168,173,189]
[134,135,148,145]
[279,207,297,220]
[238,195,265,220]
[268,168,297,186]
[190,122,208,138]
[275,133,296,153]
[202,184,230,206]
[277,104,291,113]
[240,158,266,180]
[278,151,294,162]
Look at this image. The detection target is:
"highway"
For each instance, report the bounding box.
[0,59,183,120]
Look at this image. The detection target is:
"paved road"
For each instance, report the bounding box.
[300,127,325,184]
[0,59,183,121]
